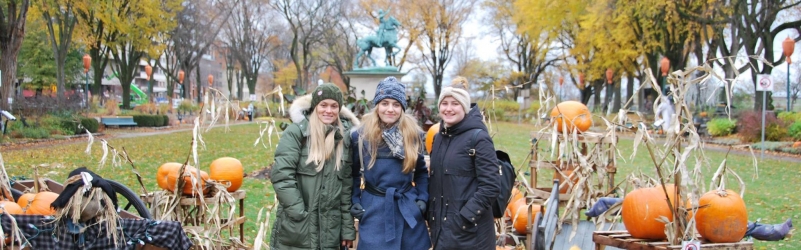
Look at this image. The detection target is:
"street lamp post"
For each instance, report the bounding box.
[178,70,185,99]
[145,65,153,103]
[82,55,91,109]
[783,37,795,111]
[207,74,214,98]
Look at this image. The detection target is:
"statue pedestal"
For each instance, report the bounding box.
[344,67,407,101]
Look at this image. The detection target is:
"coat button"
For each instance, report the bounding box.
[472,217,475,221]
[462,226,466,229]
[477,210,481,214]
[443,217,447,221]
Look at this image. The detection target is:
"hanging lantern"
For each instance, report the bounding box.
[783,37,795,64]
[208,74,214,86]
[559,76,564,86]
[145,65,153,80]
[578,73,585,85]
[178,70,185,85]
[82,55,91,73]
[606,68,613,84]
[660,57,670,76]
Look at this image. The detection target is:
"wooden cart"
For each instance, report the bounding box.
[593,231,754,250]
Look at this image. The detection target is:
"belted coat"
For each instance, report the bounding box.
[350,129,431,250]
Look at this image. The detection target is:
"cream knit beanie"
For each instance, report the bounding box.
[438,87,470,113]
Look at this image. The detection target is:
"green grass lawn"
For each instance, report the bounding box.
[2,121,798,249]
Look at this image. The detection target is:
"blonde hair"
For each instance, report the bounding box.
[305,109,345,172]
[359,109,423,174]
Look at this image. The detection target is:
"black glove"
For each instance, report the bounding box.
[350,203,364,220]
[416,200,426,213]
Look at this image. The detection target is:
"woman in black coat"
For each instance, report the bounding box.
[427,85,501,250]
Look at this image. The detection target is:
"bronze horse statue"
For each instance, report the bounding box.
[354,10,402,68]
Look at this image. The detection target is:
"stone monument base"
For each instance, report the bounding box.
[343,67,407,101]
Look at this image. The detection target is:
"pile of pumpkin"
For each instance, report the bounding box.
[622,184,748,243]
[0,191,60,216]
[156,157,244,196]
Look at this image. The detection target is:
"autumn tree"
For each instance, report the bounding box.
[224,0,280,101]
[170,0,235,103]
[0,0,30,111]
[270,0,340,94]
[317,0,361,93]
[17,16,83,92]
[34,0,84,104]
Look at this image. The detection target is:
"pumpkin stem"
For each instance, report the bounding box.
[715,188,728,197]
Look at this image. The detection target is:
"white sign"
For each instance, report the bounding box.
[682,240,701,250]
[756,74,774,92]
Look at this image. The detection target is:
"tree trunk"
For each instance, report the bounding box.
[0,47,21,111]
[625,74,634,109]
[593,80,603,112]
[0,0,30,111]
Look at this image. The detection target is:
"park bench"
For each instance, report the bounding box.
[101,116,138,128]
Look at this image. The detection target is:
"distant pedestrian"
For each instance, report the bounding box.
[247,102,254,122]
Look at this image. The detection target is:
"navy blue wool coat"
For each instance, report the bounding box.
[427,105,501,250]
[351,130,431,250]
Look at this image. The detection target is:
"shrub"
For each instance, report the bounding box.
[789,122,801,140]
[60,119,80,135]
[152,115,164,127]
[777,111,801,124]
[162,115,169,126]
[133,103,158,114]
[133,115,154,127]
[16,127,50,139]
[766,123,788,141]
[104,99,120,116]
[80,118,99,133]
[737,110,784,142]
[706,118,736,136]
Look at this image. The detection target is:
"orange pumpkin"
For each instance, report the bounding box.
[0,200,22,215]
[157,162,183,190]
[425,123,440,154]
[166,166,209,195]
[26,191,59,215]
[793,141,801,148]
[699,111,708,118]
[16,193,36,209]
[210,157,244,192]
[694,189,747,243]
[510,200,542,234]
[622,185,679,240]
[550,101,592,133]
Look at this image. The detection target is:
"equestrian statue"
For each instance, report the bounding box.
[354,9,402,68]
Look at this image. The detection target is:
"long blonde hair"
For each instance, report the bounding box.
[359,109,423,174]
[305,109,345,172]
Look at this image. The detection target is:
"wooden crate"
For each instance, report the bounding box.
[593,231,754,250]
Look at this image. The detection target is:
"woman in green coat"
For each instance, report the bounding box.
[270,84,360,249]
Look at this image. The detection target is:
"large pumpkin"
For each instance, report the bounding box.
[210,157,244,192]
[16,193,36,209]
[0,200,22,215]
[694,189,747,243]
[157,162,183,190]
[550,101,592,133]
[165,166,209,195]
[510,199,542,234]
[425,122,440,154]
[26,191,58,215]
[621,185,678,240]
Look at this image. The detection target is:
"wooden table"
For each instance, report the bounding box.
[592,231,754,250]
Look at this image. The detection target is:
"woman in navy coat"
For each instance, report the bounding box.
[350,77,430,250]
[427,85,501,250]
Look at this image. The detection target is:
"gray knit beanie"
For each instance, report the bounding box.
[373,76,408,110]
[310,83,343,111]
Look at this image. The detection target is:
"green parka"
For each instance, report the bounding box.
[270,94,359,249]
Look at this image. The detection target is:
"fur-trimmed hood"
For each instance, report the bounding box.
[289,94,360,127]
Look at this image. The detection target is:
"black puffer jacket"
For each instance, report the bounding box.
[427,104,501,250]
